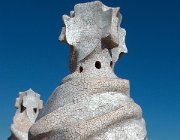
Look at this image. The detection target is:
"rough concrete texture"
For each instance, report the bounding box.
[9,89,43,140]
[29,1,147,140]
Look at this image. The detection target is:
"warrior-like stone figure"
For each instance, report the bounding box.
[9,89,43,140]
[29,1,147,139]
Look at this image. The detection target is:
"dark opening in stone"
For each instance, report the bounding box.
[95,61,101,69]
[79,66,83,73]
[20,102,26,113]
[33,108,37,114]
[110,61,113,68]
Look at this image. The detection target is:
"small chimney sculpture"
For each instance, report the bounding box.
[9,89,43,140]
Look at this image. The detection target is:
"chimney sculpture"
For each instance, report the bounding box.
[29,1,147,140]
[8,89,43,140]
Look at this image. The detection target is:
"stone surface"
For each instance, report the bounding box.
[9,89,43,140]
[29,1,147,140]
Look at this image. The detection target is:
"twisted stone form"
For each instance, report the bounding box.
[29,1,147,140]
[9,89,43,140]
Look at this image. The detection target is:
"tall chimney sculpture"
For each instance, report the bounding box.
[29,1,147,140]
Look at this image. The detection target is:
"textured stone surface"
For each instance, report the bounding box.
[9,89,43,140]
[29,1,147,140]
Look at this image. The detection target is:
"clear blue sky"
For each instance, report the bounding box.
[0,0,179,139]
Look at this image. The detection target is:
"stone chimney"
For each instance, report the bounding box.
[9,89,43,140]
[29,1,147,140]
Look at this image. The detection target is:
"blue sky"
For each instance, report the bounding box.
[0,0,180,139]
